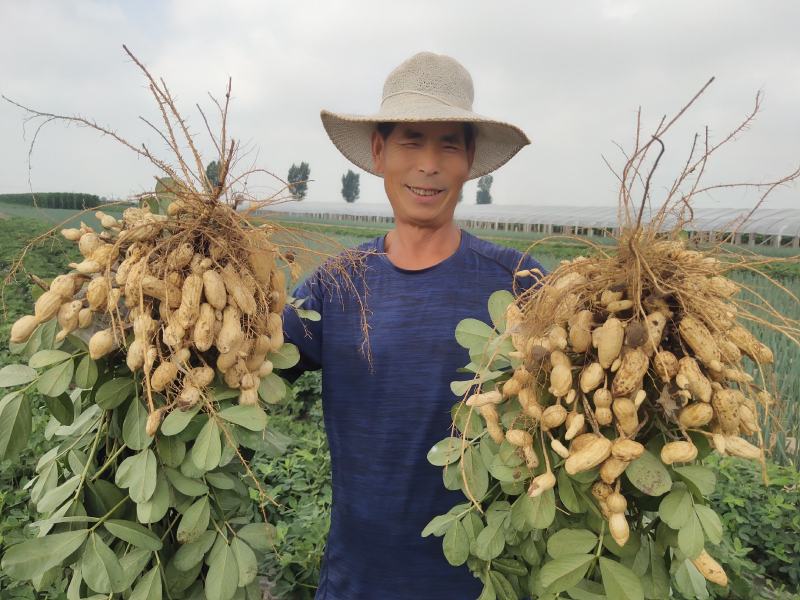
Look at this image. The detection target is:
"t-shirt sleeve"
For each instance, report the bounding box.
[281,270,324,378]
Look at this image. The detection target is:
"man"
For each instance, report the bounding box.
[282,52,544,599]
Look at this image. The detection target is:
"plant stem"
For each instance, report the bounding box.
[88,496,128,532]
[72,412,107,503]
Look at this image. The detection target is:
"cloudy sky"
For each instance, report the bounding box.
[1,0,798,210]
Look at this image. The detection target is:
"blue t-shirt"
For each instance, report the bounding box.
[282,230,545,600]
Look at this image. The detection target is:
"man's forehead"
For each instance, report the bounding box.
[395,122,466,140]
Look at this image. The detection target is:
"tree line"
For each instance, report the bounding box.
[0,192,103,209]
[283,163,495,204]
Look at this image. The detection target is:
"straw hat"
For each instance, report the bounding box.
[320,52,531,180]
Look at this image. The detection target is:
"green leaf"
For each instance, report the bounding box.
[175,529,216,571]
[1,529,88,581]
[0,364,37,387]
[104,519,163,551]
[161,404,200,436]
[116,449,157,503]
[165,467,208,496]
[643,540,670,599]
[678,511,705,559]
[475,523,505,561]
[205,471,235,490]
[427,437,463,466]
[455,318,496,350]
[673,465,716,497]
[231,537,258,586]
[529,488,557,529]
[674,559,709,599]
[626,450,672,496]
[236,522,276,552]
[45,393,74,425]
[461,446,489,501]
[547,529,598,559]
[81,532,127,593]
[295,308,321,321]
[218,405,268,431]
[451,379,477,397]
[558,467,583,513]
[488,290,514,332]
[74,355,99,389]
[37,474,80,514]
[539,554,595,593]
[119,548,153,590]
[421,512,460,538]
[658,486,692,529]
[258,373,286,404]
[130,565,162,600]
[157,435,186,468]
[177,496,210,544]
[694,505,723,545]
[37,359,74,397]
[191,418,222,472]
[567,579,608,600]
[29,349,72,369]
[137,470,170,524]
[267,343,300,369]
[443,520,470,566]
[95,377,134,410]
[599,557,643,600]
[0,392,32,461]
[123,398,153,451]
[205,540,239,600]
[451,402,483,439]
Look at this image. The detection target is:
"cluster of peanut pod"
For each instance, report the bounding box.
[10,202,288,434]
[463,249,774,588]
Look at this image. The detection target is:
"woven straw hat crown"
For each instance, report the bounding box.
[320,51,530,180]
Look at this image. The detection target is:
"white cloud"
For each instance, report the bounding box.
[1,0,798,209]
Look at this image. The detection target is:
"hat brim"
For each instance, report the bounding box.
[320,101,530,180]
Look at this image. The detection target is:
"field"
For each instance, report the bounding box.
[1,205,799,599]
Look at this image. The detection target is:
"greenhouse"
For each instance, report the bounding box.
[259,202,800,248]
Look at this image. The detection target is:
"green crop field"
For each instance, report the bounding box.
[1,209,799,598]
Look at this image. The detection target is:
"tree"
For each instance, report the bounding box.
[205,160,221,188]
[476,175,493,204]
[341,169,360,203]
[287,161,311,200]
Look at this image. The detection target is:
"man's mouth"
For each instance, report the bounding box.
[406,185,444,198]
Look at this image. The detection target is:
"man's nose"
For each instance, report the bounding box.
[416,144,441,175]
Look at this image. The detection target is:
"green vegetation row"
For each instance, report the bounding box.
[0,193,104,210]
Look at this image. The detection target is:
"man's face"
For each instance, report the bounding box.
[371,122,475,228]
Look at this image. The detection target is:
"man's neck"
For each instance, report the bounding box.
[383,221,462,270]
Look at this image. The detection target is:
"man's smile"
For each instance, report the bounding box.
[405,184,445,199]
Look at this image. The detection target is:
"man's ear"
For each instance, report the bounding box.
[371,129,385,175]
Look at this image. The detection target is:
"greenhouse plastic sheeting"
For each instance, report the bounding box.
[258,202,800,236]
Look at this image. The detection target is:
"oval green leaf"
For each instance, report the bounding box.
[218,405,267,431]
[104,519,163,551]
[427,437,463,466]
[29,349,72,369]
[0,392,32,461]
[191,418,222,472]
[0,529,88,581]
[81,532,127,593]
[626,449,672,496]
[130,564,162,600]
[0,364,37,387]
[95,377,134,410]
[177,496,210,544]
[599,557,644,600]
